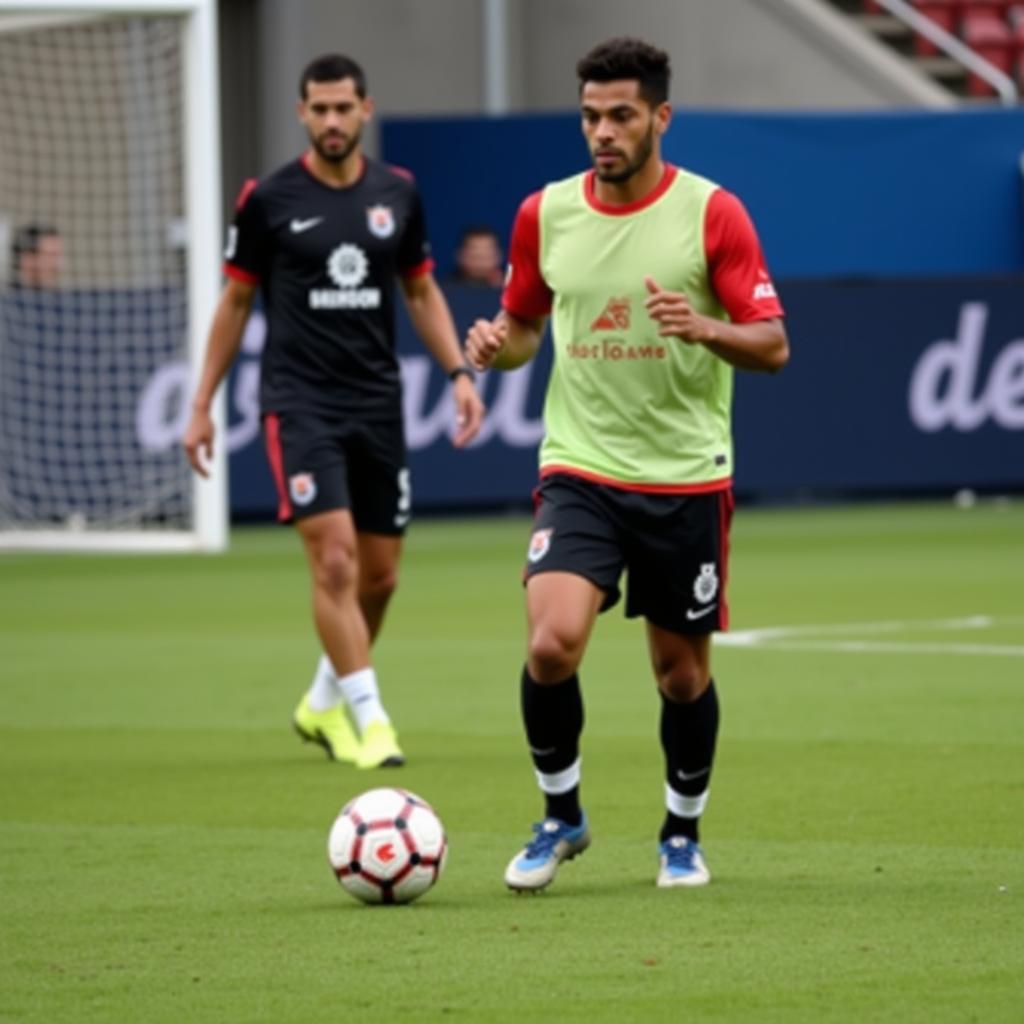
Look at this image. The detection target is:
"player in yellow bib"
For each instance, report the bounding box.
[466,38,789,891]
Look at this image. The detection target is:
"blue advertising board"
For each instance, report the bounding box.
[8,276,1017,522]
[210,276,1023,518]
[381,108,1024,281]
[735,277,1024,495]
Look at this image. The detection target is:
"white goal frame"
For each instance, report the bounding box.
[0,0,226,552]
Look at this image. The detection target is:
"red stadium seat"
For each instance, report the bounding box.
[958,0,1014,18]
[961,11,1015,93]
[912,0,960,55]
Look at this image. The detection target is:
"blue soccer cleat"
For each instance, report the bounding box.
[504,814,590,892]
[657,835,711,888]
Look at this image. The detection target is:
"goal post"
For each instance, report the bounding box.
[0,0,227,552]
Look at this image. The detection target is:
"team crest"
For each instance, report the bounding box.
[366,204,395,239]
[693,563,719,604]
[528,527,553,564]
[289,472,317,506]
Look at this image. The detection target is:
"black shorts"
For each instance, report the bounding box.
[524,473,734,635]
[262,411,411,534]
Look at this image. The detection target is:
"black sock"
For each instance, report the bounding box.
[659,680,720,844]
[521,666,584,826]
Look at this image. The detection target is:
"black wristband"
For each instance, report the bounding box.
[448,365,476,383]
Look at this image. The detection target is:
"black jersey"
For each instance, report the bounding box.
[225,154,433,418]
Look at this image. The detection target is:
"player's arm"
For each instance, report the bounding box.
[466,190,550,371]
[465,309,546,371]
[183,276,256,477]
[644,278,788,372]
[399,271,485,448]
[700,315,788,372]
[645,188,789,373]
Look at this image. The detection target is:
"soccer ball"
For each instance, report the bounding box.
[327,787,447,905]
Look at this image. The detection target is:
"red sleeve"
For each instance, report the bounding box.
[705,189,784,323]
[233,177,258,211]
[501,191,552,320]
[224,176,267,284]
[399,258,435,280]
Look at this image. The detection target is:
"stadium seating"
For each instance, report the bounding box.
[857,0,1022,96]
[960,9,1014,96]
[911,0,959,54]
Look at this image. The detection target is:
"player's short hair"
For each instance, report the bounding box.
[576,38,671,106]
[299,53,367,99]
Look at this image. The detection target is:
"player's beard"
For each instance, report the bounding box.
[593,121,655,184]
[311,124,362,165]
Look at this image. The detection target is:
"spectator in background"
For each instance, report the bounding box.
[10,223,63,289]
[449,224,504,287]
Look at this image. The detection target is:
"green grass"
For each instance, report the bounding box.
[1,501,1022,1022]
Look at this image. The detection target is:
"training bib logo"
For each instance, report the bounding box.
[528,527,553,564]
[366,204,395,239]
[693,563,719,604]
[590,296,631,332]
[289,472,317,506]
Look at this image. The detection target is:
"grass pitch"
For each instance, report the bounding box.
[1,501,1022,1022]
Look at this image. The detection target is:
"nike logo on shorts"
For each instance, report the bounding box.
[290,216,323,233]
[685,604,718,621]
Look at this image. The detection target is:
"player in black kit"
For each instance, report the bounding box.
[184,54,484,769]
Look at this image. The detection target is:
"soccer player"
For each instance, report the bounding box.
[465,38,788,889]
[184,53,484,770]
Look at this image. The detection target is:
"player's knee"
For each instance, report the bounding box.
[361,566,398,606]
[656,664,710,703]
[527,624,584,682]
[313,541,359,596]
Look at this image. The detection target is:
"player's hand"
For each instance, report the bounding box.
[450,374,485,449]
[182,405,215,478]
[464,314,508,371]
[644,276,715,343]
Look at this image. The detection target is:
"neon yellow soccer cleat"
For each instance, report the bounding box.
[292,695,360,764]
[355,720,405,770]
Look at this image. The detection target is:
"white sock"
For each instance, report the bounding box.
[336,666,389,732]
[307,654,341,712]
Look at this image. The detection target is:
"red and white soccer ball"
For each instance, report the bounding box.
[328,787,447,905]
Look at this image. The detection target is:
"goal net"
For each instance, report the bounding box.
[0,0,225,551]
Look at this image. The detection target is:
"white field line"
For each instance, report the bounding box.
[715,615,1024,658]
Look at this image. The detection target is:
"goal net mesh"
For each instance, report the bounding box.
[0,13,194,535]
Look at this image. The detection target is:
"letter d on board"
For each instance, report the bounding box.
[908,303,989,432]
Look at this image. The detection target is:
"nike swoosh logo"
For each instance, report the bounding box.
[393,513,411,528]
[685,605,717,621]
[290,216,323,233]
[529,745,556,757]
[676,766,710,781]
